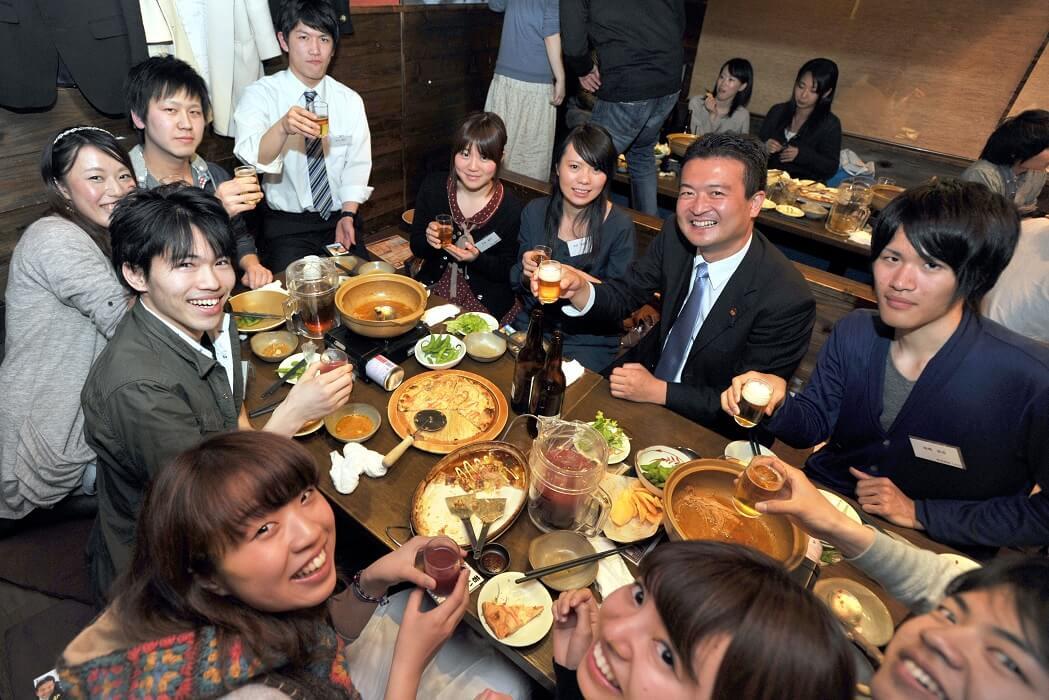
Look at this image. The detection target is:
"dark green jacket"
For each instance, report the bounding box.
[81,301,243,601]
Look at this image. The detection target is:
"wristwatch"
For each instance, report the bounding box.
[339,209,358,221]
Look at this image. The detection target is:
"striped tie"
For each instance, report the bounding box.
[654,262,709,381]
[303,91,333,219]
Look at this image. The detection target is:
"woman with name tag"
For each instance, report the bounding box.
[410,112,523,322]
[512,124,637,371]
[0,126,136,524]
[720,180,1049,550]
[58,432,530,699]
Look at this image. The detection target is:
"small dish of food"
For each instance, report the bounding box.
[294,418,324,438]
[229,289,287,333]
[589,411,629,464]
[356,260,397,276]
[477,572,553,647]
[276,352,309,385]
[603,474,663,543]
[801,202,829,219]
[324,403,382,443]
[414,333,466,370]
[464,331,507,362]
[445,312,498,336]
[775,204,805,218]
[250,330,298,362]
[761,198,778,210]
[634,445,692,496]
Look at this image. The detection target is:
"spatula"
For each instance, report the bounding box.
[445,493,478,550]
[472,497,507,558]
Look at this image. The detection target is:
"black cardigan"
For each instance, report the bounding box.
[409,172,522,319]
[759,102,842,182]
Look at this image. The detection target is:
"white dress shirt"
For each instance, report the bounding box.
[233,69,374,213]
[566,234,753,382]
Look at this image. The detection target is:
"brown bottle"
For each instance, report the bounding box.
[530,330,565,420]
[510,308,546,414]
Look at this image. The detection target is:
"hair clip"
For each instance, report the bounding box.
[53,125,114,145]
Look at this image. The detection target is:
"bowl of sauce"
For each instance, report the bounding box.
[324,403,382,443]
[474,543,511,577]
[250,330,298,363]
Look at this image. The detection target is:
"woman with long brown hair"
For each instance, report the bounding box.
[0,126,135,522]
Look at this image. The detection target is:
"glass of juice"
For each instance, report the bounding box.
[423,536,462,596]
[319,347,349,373]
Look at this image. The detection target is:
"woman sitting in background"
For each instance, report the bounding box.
[478,541,854,700]
[58,432,527,699]
[962,109,1049,215]
[410,112,523,323]
[0,127,135,522]
[512,124,636,372]
[687,58,753,136]
[759,58,842,182]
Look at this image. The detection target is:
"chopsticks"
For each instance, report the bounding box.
[260,358,306,398]
[514,543,635,584]
[229,310,284,320]
[248,400,282,418]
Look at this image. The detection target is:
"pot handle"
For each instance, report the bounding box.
[385,525,413,548]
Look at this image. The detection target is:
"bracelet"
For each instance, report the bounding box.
[351,570,389,606]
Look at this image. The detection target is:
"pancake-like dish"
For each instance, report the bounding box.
[672,486,777,559]
[396,373,497,440]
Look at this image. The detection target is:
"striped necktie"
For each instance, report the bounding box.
[654,262,709,381]
[303,91,333,219]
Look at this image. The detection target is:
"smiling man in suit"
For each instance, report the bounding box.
[548,132,815,436]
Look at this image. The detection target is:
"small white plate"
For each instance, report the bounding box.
[818,489,863,526]
[413,334,466,370]
[776,204,805,218]
[607,434,631,464]
[601,474,662,543]
[723,440,776,464]
[277,352,308,385]
[477,572,554,647]
[761,198,778,210]
[447,312,498,335]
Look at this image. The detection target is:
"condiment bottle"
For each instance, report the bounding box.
[530,330,565,420]
[510,307,546,414]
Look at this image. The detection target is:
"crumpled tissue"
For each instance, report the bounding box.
[329,442,387,494]
[422,304,460,327]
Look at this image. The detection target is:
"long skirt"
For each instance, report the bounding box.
[485,73,556,182]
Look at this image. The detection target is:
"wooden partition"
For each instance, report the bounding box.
[691,0,1049,159]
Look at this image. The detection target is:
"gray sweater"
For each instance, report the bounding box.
[0,216,129,518]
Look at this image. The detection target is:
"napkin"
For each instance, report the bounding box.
[343,442,388,479]
[840,149,875,177]
[588,536,633,597]
[422,303,460,327]
[848,230,873,247]
[329,449,360,494]
[255,280,289,295]
[563,359,585,387]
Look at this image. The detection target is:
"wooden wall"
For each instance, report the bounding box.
[691,0,1049,159]
[0,3,500,347]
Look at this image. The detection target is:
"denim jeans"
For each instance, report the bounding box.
[590,91,679,215]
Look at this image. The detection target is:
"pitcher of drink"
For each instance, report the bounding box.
[284,255,341,339]
[826,179,874,236]
[526,416,611,533]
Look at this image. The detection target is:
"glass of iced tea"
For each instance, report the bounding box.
[732,459,785,518]
[311,99,329,137]
[233,165,262,205]
[423,536,462,596]
[536,260,562,304]
[733,378,772,428]
[435,214,454,247]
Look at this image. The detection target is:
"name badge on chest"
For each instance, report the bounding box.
[473,232,501,252]
[908,437,966,470]
[329,134,353,147]
[566,236,592,257]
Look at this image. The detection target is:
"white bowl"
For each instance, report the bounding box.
[634,445,692,495]
[723,440,777,465]
[413,334,466,370]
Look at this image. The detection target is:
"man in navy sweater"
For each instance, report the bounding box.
[723,181,1049,549]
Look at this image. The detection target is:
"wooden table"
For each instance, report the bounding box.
[240,310,960,689]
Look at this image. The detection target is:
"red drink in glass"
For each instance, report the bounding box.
[423,537,461,596]
[319,348,349,373]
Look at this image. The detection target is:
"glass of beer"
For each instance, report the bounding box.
[532,245,552,266]
[435,214,454,247]
[734,378,773,428]
[423,536,462,597]
[733,459,786,518]
[537,260,562,304]
[826,179,873,236]
[233,165,262,205]
[311,100,330,138]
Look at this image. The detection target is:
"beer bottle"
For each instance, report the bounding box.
[510,308,546,413]
[530,330,565,420]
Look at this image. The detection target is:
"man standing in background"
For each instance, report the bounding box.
[560,0,685,215]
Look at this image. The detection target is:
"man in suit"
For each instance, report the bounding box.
[548,132,815,437]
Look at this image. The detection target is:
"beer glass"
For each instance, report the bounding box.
[233,165,262,205]
[423,536,461,596]
[283,256,341,339]
[537,260,562,304]
[310,99,330,138]
[826,179,873,236]
[532,245,552,266]
[733,378,773,428]
[732,459,785,518]
[435,214,454,247]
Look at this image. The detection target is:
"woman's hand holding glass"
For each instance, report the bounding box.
[391,569,470,687]
[363,535,465,593]
[552,588,599,670]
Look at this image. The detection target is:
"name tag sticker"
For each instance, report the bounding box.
[473,232,501,252]
[909,437,966,470]
[329,135,353,147]
[566,236,592,257]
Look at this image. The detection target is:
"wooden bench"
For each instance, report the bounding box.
[500,170,876,383]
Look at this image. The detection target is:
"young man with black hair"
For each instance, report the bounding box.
[82,186,353,601]
[125,55,273,288]
[233,0,372,271]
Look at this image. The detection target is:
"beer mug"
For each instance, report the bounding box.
[825,179,873,236]
[283,256,341,339]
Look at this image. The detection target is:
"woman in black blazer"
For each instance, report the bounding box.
[759,58,842,182]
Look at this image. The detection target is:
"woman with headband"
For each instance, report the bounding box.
[0,126,136,525]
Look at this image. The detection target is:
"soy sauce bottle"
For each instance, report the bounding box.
[530,330,565,420]
[510,308,546,414]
